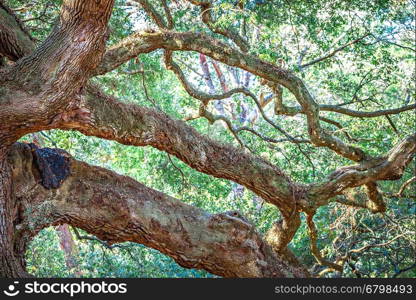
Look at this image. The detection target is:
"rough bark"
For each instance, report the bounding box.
[0,1,35,61]
[0,0,114,141]
[60,86,297,216]
[0,0,414,278]
[0,0,115,277]
[8,143,308,278]
[0,155,28,277]
[95,30,414,161]
[54,87,416,214]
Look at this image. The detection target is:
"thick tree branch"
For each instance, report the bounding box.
[9,142,308,278]
[0,0,115,143]
[97,30,416,161]
[0,0,117,277]
[95,30,369,161]
[0,1,35,60]
[1,4,413,279]
[163,52,309,144]
[60,85,298,217]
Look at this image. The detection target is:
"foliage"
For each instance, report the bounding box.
[9,0,416,277]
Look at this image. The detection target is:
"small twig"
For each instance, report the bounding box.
[166,153,188,188]
[396,177,416,197]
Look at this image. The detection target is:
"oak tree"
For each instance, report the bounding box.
[0,0,414,277]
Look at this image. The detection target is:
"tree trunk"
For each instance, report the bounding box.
[0,0,414,279]
[57,224,83,277]
[0,153,27,277]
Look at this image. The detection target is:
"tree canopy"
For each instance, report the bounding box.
[0,0,415,278]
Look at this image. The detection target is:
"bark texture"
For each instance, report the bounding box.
[8,143,308,278]
[0,157,28,277]
[0,0,414,278]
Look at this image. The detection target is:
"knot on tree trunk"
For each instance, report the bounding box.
[28,143,71,189]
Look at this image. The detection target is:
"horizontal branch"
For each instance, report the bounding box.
[57,85,297,216]
[95,30,369,161]
[9,142,308,278]
[164,51,308,144]
[49,85,414,215]
[274,98,415,119]
[188,0,249,52]
[320,103,416,118]
[131,0,171,29]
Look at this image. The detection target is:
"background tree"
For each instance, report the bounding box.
[0,0,414,278]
